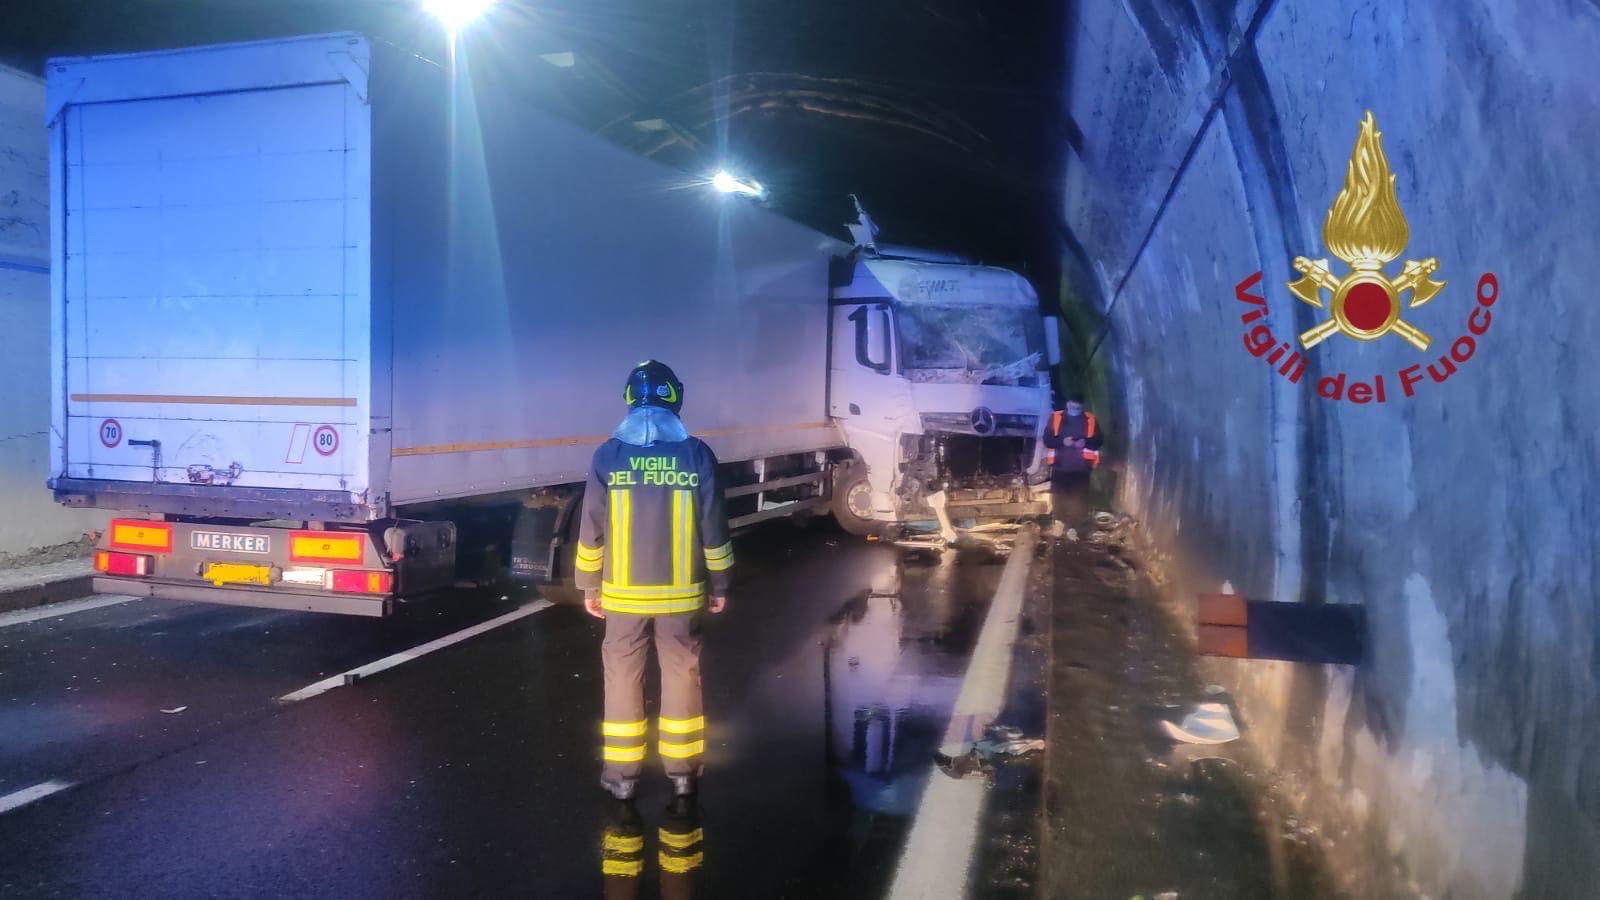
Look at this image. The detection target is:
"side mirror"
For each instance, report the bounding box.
[1043,316,1063,367]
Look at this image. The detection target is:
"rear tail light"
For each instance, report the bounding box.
[329,570,394,594]
[95,550,152,577]
[109,519,174,553]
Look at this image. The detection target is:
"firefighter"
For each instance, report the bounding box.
[577,360,733,801]
[1042,391,1102,531]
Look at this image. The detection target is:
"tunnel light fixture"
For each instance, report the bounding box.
[711,170,767,200]
[423,0,496,32]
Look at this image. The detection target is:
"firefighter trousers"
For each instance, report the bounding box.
[601,611,705,786]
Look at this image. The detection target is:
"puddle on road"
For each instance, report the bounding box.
[697,548,1007,899]
[588,538,1018,900]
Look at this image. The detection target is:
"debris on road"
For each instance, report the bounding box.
[160,706,188,714]
[1158,702,1239,745]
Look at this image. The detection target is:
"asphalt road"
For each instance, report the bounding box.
[0,524,1014,899]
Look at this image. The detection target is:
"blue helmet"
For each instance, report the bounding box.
[624,360,684,414]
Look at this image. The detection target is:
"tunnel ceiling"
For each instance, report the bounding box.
[1,0,1065,286]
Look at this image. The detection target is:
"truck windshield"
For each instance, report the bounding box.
[896,304,1046,385]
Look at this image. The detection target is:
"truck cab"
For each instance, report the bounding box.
[827,246,1057,533]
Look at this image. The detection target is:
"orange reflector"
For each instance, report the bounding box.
[1197,593,1248,627]
[1197,624,1248,658]
[95,550,151,576]
[109,519,173,553]
[288,531,366,564]
[329,569,393,594]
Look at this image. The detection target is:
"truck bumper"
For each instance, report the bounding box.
[94,577,392,617]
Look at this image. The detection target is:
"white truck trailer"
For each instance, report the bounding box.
[47,34,1056,616]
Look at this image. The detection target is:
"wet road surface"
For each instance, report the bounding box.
[0,525,1017,898]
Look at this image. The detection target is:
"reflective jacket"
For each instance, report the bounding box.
[1042,409,1102,473]
[575,420,733,615]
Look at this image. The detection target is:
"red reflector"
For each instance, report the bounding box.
[329,569,393,594]
[95,550,151,577]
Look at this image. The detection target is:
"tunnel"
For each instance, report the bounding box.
[0,2,1595,898]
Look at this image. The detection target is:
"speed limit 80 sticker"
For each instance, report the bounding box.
[312,425,340,457]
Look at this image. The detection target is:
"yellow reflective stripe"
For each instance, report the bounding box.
[603,858,643,877]
[704,541,734,571]
[658,738,705,759]
[601,582,705,600]
[576,553,603,573]
[658,715,704,735]
[610,489,632,586]
[659,851,704,874]
[603,834,644,853]
[671,490,686,587]
[602,720,648,738]
[576,542,603,560]
[659,828,704,850]
[602,744,646,762]
[602,597,705,615]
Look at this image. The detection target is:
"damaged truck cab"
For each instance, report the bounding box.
[827,248,1059,534]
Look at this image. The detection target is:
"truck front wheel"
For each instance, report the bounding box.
[831,466,880,537]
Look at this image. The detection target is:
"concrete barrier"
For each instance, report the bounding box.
[0,64,105,560]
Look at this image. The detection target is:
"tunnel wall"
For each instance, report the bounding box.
[0,65,103,559]
[1059,2,1598,897]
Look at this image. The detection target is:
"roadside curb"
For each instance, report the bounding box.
[0,566,95,616]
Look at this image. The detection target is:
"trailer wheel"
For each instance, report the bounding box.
[831,466,879,537]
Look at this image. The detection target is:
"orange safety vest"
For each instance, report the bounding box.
[1044,410,1099,468]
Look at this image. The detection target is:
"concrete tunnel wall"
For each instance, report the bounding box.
[1058,2,1598,897]
[0,65,104,559]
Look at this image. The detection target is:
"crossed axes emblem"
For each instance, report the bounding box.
[1289,111,1446,352]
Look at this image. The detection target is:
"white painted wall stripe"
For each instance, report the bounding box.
[889,525,1039,900]
[0,780,73,815]
[278,599,553,703]
[0,595,133,630]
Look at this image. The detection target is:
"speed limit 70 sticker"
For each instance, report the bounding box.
[99,419,123,448]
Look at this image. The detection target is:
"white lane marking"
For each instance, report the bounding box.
[278,599,554,703]
[889,525,1039,900]
[0,595,134,630]
[0,780,73,815]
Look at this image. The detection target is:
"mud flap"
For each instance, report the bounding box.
[511,506,562,584]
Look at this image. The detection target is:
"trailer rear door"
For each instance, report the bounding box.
[52,37,371,497]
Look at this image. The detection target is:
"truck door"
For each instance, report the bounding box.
[829,302,911,507]
[57,77,371,495]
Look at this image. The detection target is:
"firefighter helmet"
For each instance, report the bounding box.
[624,360,684,414]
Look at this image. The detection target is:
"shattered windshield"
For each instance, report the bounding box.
[896,304,1045,385]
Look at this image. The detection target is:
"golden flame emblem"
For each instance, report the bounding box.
[1289,111,1445,350]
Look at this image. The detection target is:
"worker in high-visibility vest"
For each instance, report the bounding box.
[576,360,733,801]
[1042,392,1102,531]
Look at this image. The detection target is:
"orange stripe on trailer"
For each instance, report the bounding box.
[1197,593,1248,627]
[109,519,173,553]
[1197,624,1248,658]
[288,531,365,564]
[72,393,355,407]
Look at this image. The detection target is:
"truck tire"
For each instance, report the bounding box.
[831,466,879,537]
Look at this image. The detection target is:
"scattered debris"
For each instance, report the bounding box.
[1158,702,1239,745]
[160,706,188,714]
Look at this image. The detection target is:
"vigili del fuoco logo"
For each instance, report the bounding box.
[1234,111,1500,403]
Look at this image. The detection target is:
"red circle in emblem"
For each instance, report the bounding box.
[99,418,123,448]
[312,425,340,457]
[1344,282,1391,331]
